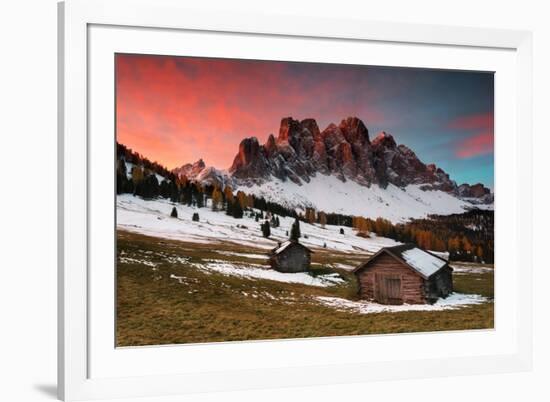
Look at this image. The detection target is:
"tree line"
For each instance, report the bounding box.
[116,143,493,262]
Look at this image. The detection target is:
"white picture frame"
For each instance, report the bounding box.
[58,0,533,400]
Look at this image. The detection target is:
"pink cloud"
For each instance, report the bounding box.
[455,132,493,158]
[448,112,493,130]
[448,112,494,159]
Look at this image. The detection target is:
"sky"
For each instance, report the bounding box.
[116,54,494,187]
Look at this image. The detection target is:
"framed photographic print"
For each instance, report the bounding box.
[58,0,533,400]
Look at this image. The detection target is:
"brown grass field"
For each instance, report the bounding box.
[116,230,494,347]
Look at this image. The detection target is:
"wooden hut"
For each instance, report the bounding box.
[353,244,453,305]
[269,240,313,273]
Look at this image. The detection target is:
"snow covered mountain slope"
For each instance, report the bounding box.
[234,174,485,223]
[170,116,493,222]
[116,194,399,252]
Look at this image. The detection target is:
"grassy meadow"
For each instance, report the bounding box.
[116,230,494,347]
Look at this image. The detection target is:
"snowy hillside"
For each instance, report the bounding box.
[235,174,489,224]
[116,194,400,253]
[124,161,167,184]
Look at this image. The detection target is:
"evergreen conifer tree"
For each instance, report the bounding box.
[226,199,234,216]
[290,218,301,241]
[232,200,243,219]
[261,221,271,238]
[169,181,179,203]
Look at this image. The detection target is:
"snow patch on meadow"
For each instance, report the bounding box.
[330,263,357,271]
[315,292,488,314]
[183,260,346,287]
[215,251,268,260]
[451,264,494,275]
[118,256,157,267]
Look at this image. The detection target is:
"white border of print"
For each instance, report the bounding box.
[59,0,533,400]
[89,27,516,379]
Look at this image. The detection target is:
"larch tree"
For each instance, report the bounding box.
[211,187,223,211]
[318,211,327,228]
[236,191,247,209]
[224,186,234,205]
[131,165,144,185]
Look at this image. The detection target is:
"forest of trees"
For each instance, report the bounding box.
[116,143,494,263]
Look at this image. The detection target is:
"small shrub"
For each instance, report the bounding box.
[170,206,178,218]
[192,212,199,222]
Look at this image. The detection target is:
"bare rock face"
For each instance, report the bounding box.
[175,116,492,204]
[339,117,376,185]
[264,134,277,157]
[458,183,491,198]
[301,118,328,174]
[371,131,458,192]
[229,137,269,181]
[321,123,348,180]
[227,117,464,192]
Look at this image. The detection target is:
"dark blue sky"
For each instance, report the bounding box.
[359,67,494,187]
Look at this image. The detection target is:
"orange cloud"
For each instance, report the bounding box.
[115,54,388,169]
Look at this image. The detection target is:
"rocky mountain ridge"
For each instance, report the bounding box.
[173,116,492,203]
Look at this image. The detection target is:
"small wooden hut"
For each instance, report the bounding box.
[269,240,313,273]
[353,244,453,305]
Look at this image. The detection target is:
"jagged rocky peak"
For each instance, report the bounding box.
[456,182,493,204]
[173,158,206,179]
[175,116,492,203]
[301,118,321,139]
[372,131,397,148]
[264,133,277,156]
[225,116,382,186]
[194,158,206,170]
[277,117,299,143]
[371,130,457,191]
[229,136,270,180]
[275,117,316,161]
[234,137,261,166]
[339,116,370,145]
[458,183,491,198]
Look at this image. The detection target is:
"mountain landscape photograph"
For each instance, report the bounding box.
[115,54,494,347]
